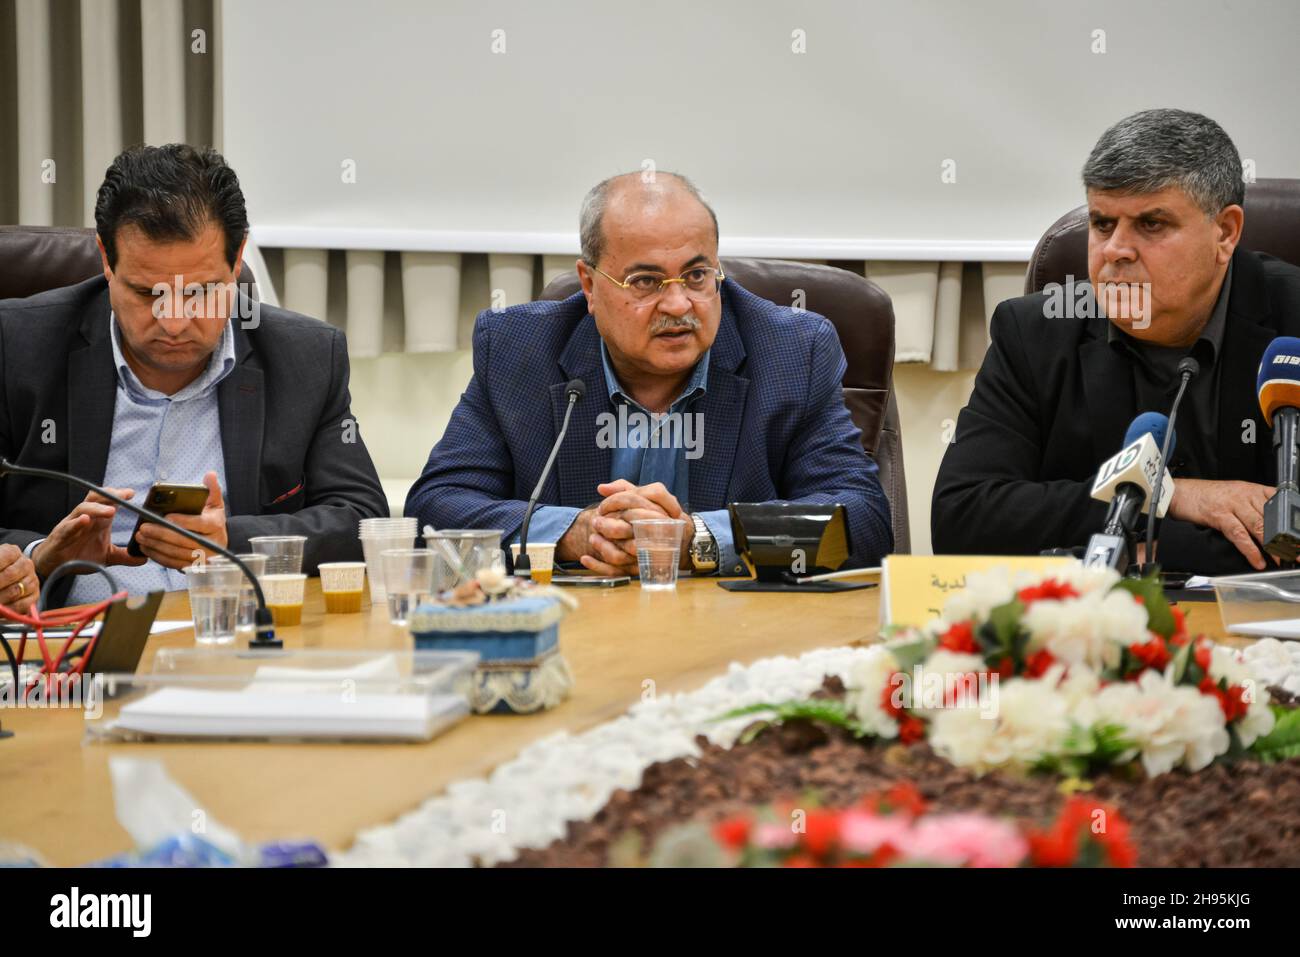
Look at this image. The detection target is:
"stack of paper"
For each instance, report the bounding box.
[111,687,467,741]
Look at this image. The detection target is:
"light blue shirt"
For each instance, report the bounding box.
[64,314,236,603]
[517,341,743,576]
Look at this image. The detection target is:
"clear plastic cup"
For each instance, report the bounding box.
[208,553,267,635]
[248,535,307,575]
[382,548,436,626]
[426,530,503,590]
[184,562,245,644]
[509,542,556,585]
[631,518,687,591]
[319,561,367,613]
[360,518,418,604]
[261,573,307,627]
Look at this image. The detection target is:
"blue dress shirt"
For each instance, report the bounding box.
[515,340,743,575]
[62,314,236,602]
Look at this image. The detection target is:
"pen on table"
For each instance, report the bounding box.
[794,566,882,585]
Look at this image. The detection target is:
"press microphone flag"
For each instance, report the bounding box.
[1258,337,1300,561]
[1258,336,1300,426]
[1090,412,1177,518]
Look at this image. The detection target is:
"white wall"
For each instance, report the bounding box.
[223,0,1300,261]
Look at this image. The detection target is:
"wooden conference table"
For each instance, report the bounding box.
[0,577,1233,867]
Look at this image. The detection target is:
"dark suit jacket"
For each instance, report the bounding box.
[405,279,894,565]
[0,275,389,582]
[932,247,1300,575]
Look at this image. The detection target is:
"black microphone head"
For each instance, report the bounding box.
[566,378,586,401]
[1177,356,1200,380]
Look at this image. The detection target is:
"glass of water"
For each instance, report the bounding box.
[381,548,436,626]
[183,562,245,644]
[209,553,267,636]
[631,518,687,591]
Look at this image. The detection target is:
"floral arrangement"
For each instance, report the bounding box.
[644,782,1136,868]
[726,566,1300,778]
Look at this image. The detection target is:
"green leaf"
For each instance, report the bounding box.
[888,635,936,674]
[712,698,874,739]
[1113,574,1175,639]
[1251,705,1300,763]
[986,599,1024,652]
[1169,639,1193,685]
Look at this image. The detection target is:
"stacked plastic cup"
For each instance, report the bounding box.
[359,517,418,604]
[248,535,307,575]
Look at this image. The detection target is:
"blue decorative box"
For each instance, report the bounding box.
[408,596,572,714]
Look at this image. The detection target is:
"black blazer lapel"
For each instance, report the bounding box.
[554,314,609,507]
[1078,320,1137,465]
[66,298,117,512]
[1217,250,1281,481]
[218,326,264,517]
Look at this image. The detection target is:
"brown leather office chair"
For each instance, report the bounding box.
[0,224,259,301]
[540,257,910,553]
[1024,178,1300,293]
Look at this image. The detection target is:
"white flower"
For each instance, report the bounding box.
[843,646,902,739]
[1022,589,1145,671]
[1206,644,1253,687]
[1047,564,1121,596]
[1091,670,1229,777]
[1236,696,1276,749]
[928,676,1072,772]
[909,650,987,716]
[1054,662,1101,706]
[939,569,1016,625]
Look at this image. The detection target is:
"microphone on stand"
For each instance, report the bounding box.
[0,458,279,648]
[1137,356,1199,575]
[1258,337,1300,563]
[1083,413,1176,573]
[514,378,585,577]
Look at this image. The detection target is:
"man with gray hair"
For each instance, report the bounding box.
[933,108,1300,574]
[407,170,893,575]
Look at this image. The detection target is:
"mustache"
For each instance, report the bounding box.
[650,313,701,335]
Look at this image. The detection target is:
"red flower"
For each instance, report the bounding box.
[880,674,906,718]
[1198,677,1250,723]
[861,781,929,817]
[800,809,842,858]
[782,854,818,868]
[995,656,1015,679]
[1017,579,1080,607]
[1194,641,1213,674]
[1026,797,1136,868]
[1025,649,1058,678]
[1169,605,1188,641]
[1128,635,1171,673]
[898,715,927,745]
[713,815,752,850]
[882,781,928,817]
[939,620,980,654]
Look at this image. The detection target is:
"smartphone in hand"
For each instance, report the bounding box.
[126,482,209,558]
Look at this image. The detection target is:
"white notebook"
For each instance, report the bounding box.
[111,687,467,741]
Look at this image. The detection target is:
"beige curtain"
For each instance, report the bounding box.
[865,261,1027,372]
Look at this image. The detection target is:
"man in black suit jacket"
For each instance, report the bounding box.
[933,109,1300,576]
[0,145,388,603]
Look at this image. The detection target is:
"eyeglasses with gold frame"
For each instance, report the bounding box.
[587,263,725,303]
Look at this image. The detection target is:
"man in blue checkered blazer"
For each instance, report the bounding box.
[406,172,892,577]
